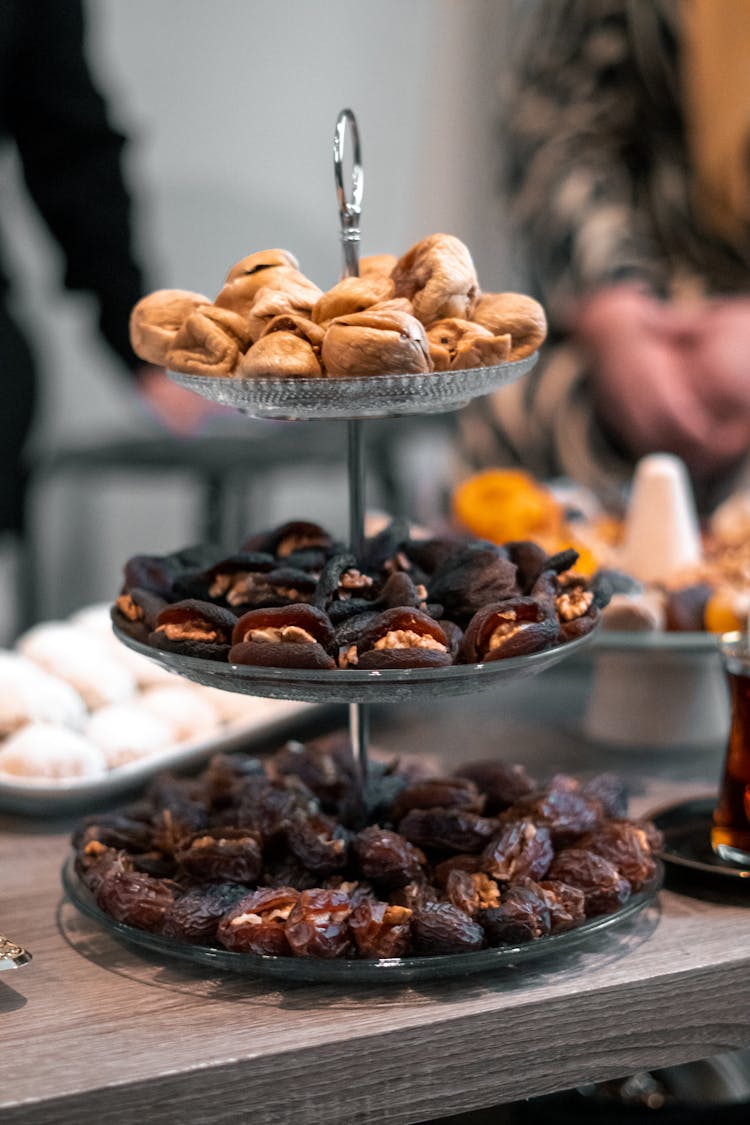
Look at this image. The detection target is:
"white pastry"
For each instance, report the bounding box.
[85,703,174,770]
[0,651,87,736]
[0,722,106,781]
[70,603,174,686]
[189,683,286,724]
[139,684,219,742]
[17,622,136,710]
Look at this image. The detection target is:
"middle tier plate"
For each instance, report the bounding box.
[168,353,538,420]
[113,625,594,704]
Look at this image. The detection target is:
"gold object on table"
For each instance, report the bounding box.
[0,933,32,970]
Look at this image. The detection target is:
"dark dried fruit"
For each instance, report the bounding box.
[199,552,276,608]
[581,773,628,819]
[95,856,176,931]
[390,777,484,822]
[578,820,657,890]
[174,830,263,884]
[76,841,122,893]
[350,899,413,958]
[149,599,237,660]
[73,813,154,854]
[428,544,518,621]
[241,520,336,559]
[354,607,452,670]
[479,884,551,945]
[163,883,247,944]
[123,554,179,600]
[512,778,603,845]
[272,738,357,812]
[389,879,439,911]
[503,541,549,594]
[111,588,167,642]
[431,853,482,888]
[229,603,336,669]
[461,598,558,662]
[217,886,300,955]
[411,901,484,955]
[535,879,587,933]
[284,889,353,958]
[285,809,349,875]
[352,826,426,887]
[444,869,501,917]
[398,808,498,854]
[481,820,554,882]
[547,848,631,916]
[456,760,536,814]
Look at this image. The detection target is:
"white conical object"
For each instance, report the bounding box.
[618,454,702,584]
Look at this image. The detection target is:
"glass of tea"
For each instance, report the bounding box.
[712,631,750,865]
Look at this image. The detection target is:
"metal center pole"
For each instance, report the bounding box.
[334,109,371,792]
[347,416,369,787]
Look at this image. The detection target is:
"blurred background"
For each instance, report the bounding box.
[1,0,516,632]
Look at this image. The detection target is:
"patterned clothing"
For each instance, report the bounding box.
[458,0,750,508]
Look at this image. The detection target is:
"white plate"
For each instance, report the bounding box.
[0,699,326,815]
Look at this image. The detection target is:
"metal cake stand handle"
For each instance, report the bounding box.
[334,108,370,788]
[334,108,363,280]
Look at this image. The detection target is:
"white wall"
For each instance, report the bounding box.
[1,0,515,625]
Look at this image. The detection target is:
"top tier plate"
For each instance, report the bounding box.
[168,354,538,421]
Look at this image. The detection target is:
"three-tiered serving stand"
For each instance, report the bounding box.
[115,109,591,791]
[93,112,653,982]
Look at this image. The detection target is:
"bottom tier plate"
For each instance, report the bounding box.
[62,856,661,984]
[112,626,596,704]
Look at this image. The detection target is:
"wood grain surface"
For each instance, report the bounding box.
[2,663,749,1124]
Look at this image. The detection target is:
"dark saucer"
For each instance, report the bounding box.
[650,796,750,882]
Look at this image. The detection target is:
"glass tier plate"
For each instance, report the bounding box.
[167,353,538,421]
[113,625,596,704]
[61,855,661,984]
[594,631,717,654]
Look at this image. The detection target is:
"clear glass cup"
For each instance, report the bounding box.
[712,632,750,865]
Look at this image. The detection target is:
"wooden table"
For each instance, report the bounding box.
[2,657,749,1125]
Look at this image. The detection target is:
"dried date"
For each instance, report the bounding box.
[217,887,300,955]
[398,808,498,854]
[481,820,554,882]
[411,902,484,955]
[479,884,551,945]
[162,883,248,944]
[95,857,176,932]
[444,869,501,917]
[174,829,263,885]
[547,848,631,916]
[456,760,535,814]
[350,900,413,958]
[285,809,349,875]
[578,821,656,890]
[535,879,587,933]
[284,889,353,958]
[352,826,426,887]
[390,777,485,822]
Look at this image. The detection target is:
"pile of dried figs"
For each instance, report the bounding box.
[72,736,660,960]
[111,518,609,671]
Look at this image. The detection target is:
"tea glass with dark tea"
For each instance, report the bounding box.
[712,631,750,866]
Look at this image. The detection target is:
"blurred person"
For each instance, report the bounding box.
[0,0,222,640]
[0,0,219,540]
[459,0,750,511]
